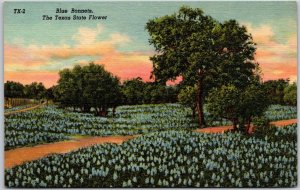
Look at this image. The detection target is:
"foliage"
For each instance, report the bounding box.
[24,82,46,100]
[206,84,269,132]
[121,78,178,105]
[54,63,121,116]
[4,81,25,98]
[121,78,146,105]
[284,82,297,106]
[178,86,197,117]
[146,6,258,127]
[252,116,275,138]
[263,79,289,105]
[5,126,297,188]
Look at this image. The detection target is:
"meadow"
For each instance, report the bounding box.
[5,124,297,187]
[4,103,297,187]
[5,104,296,150]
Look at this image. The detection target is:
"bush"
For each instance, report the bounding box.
[252,116,276,138]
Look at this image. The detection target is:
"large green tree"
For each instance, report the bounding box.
[55,63,121,116]
[146,6,257,127]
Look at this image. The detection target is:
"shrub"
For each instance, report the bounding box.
[252,116,276,138]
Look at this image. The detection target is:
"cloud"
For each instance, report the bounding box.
[4,24,151,87]
[245,23,297,82]
[72,23,103,45]
[5,23,297,88]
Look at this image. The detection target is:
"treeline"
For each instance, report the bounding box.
[5,64,296,112]
[121,77,178,105]
[4,81,53,100]
[4,63,177,116]
[53,63,178,116]
[263,79,297,106]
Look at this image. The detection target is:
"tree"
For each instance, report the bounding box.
[206,83,269,133]
[4,81,25,98]
[121,78,178,105]
[53,68,78,108]
[238,84,270,133]
[178,85,197,118]
[146,6,257,127]
[284,82,297,106]
[24,82,46,100]
[55,63,121,116]
[44,86,55,105]
[263,79,289,105]
[121,77,146,105]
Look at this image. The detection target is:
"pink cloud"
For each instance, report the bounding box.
[5,23,297,88]
[245,23,297,82]
[4,24,152,87]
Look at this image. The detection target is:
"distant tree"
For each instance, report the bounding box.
[4,81,25,98]
[284,82,297,106]
[24,82,46,100]
[263,79,289,105]
[44,86,55,105]
[144,83,173,104]
[146,6,257,127]
[164,85,178,103]
[178,85,197,118]
[121,78,146,105]
[206,83,269,133]
[55,63,121,116]
[122,78,177,105]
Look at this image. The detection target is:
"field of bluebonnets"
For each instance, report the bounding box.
[5,104,296,150]
[5,103,297,187]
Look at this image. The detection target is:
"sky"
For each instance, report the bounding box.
[4,1,297,87]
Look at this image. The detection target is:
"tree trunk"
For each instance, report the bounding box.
[192,106,196,119]
[232,118,238,131]
[83,106,90,113]
[196,72,206,128]
[246,117,251,134]
[112,107,116,117]
[99,106,108,117]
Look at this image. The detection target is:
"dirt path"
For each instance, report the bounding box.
[5,135,138,169]
[4,104,42,116]
[5,119,296,169]
[195,119,297,134]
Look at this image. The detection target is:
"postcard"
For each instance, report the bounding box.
[4,1,297,188]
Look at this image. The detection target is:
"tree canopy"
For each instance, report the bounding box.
[284,82,297,106]
[4,81,25,98]
[206,83,269,133]
[54,63,121,116]
[121,77,178,105]
[146,6,258,127]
